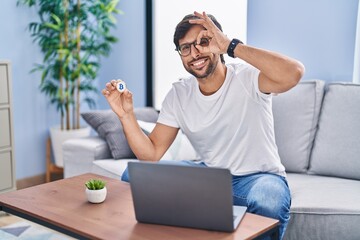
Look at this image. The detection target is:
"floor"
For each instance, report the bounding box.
[0,211,75,239]
[0,212,22,227]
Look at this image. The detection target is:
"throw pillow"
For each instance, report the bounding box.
[308,83,360,180]
[137,120,199,161]
[272,80,325,173]
[81,108,159,159]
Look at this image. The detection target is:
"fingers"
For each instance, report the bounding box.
[119,89,134,112]
[196,29,212,41]
[194,30,211,53]
[189,11,216,31]
[189,11,220,48]
[102,79,120,97]
[195,11,214,24]
[101,88,110,97]
[122,89,133,104]
[109,80,118,89]
[198,29,214,39]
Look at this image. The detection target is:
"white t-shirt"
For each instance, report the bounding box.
[158,63,286,177]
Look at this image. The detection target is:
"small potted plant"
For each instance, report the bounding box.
[85,179,107,203]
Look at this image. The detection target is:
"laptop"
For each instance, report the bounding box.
[128,162,247,232]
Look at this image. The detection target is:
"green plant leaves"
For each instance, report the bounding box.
[18,0,121,130]
[85,179,106,190]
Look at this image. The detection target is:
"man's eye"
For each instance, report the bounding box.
[180,45,190,51]
[199,38,210,46]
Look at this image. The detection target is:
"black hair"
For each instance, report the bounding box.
[173,14,225,64]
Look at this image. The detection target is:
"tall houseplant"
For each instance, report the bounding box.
[19,0,121,130]
[18,0,121,167]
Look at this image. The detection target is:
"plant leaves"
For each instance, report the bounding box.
[85,179,106,190]
[18,0,121,130]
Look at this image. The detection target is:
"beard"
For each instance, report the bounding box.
[184,55,219,79]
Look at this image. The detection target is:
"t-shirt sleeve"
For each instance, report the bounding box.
[239,64,272,102]
[157,87,180,128]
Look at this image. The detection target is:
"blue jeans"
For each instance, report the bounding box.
[121,160,291,240]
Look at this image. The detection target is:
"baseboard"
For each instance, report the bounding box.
[16,174,46,190]
[16,172,64,190]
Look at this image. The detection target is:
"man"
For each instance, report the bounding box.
[103,11,304,239]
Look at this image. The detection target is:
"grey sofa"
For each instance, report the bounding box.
[63,80,360,240]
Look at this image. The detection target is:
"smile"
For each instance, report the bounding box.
[191,58,208,69]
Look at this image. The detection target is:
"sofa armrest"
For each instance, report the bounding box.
[63,136,112,178]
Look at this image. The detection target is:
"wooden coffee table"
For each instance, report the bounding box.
[0,173,279,240]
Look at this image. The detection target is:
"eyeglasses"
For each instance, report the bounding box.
[176,38,211,57]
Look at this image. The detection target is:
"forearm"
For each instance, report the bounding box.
[119,112,159,161]
[233,44,304,92]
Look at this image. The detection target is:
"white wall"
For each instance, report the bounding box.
[248,0,358,82]
[153,0,248,109]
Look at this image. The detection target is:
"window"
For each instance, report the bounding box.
[151,0,248,109]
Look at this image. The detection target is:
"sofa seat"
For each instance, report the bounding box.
[285,173,360,239]
[91,159,137,180]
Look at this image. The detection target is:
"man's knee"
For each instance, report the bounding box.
[247,175,291,218]
[121,160,204,183]
[121,167,130,182]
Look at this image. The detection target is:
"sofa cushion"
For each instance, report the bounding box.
[272,80,325,173]
[309,83,360,179]
[91,159,138,179]
[81,108,159,159]
[285,173,360,240]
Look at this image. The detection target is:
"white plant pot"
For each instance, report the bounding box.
[50,126,91,167]
[86,187,107,203]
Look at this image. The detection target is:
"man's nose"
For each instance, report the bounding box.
[190,43,200,59]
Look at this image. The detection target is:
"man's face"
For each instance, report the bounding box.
[178,25,219,79]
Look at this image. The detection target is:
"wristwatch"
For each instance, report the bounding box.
[227,38,243,58]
